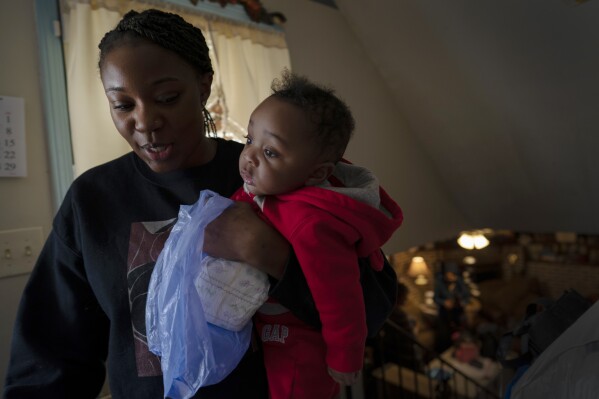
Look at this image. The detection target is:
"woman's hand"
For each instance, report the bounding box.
[203,201,289,279]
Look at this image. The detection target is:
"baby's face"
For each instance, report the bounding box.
[239,96,325,196]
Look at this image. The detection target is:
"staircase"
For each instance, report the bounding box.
[342,320,503,399]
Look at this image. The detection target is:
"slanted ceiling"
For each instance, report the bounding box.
[335,0,599,235]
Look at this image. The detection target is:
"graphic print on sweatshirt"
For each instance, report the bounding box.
[126,219,175,377]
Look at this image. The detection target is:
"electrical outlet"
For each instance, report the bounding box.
[0,227,43,279]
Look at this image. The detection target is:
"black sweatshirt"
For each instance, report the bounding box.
[4,138,397,398]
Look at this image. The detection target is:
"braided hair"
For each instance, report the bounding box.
[271,70,355,162]
[98,9,216,135]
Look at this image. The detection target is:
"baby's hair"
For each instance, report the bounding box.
[98,9,216,134]
[271,70,355,162]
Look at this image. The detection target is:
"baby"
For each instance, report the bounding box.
[231,70,403,398]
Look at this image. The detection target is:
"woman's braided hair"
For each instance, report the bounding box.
[98,9,216,135]
[271,70,355,163]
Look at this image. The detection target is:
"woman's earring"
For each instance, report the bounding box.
[203,107,216,137]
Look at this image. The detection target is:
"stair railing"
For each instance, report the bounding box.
[355,319,502,399]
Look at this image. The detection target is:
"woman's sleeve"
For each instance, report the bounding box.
[267,248,398,338]
[4,214,109,398]
[267,250,320,327]
[433,274,448,306]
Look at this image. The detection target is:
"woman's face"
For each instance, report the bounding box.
[100,40,214,173]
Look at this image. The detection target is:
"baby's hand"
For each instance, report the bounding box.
[327,367,360,386]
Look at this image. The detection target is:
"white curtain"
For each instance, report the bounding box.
[60,0,291,177]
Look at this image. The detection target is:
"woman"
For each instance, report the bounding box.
[4,9,396,398]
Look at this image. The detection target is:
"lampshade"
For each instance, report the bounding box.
[408,256,429,285]
[408,256,428,276]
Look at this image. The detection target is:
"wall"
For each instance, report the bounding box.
[527,262,599,300]
[262,0,468,253]
[0,0,55,390]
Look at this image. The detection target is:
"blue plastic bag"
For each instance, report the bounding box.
[146,190,252,399]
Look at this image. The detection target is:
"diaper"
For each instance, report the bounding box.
[195,257,270,331]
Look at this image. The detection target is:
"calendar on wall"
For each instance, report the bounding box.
[0,95,26,177]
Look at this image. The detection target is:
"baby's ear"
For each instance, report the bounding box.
[305,162,335,186]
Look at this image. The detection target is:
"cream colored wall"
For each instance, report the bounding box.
[262,0,468,253]
[0,0,55,390]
